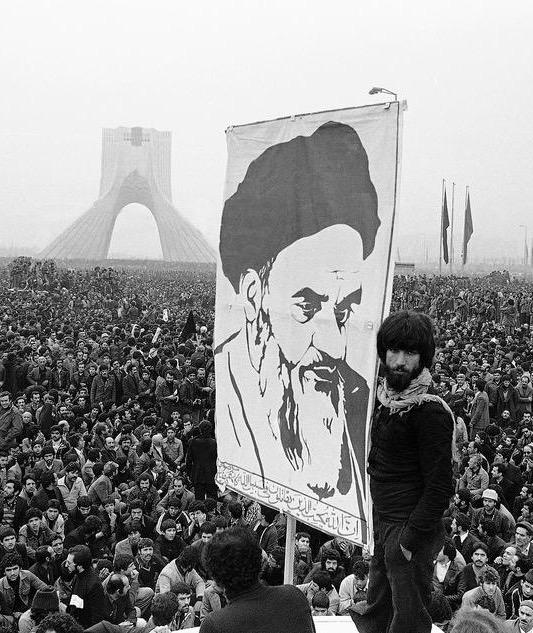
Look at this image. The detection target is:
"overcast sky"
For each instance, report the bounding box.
[1,0,532,261]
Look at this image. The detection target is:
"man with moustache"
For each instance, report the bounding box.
[354,311,454,633]
[216,122,379,502]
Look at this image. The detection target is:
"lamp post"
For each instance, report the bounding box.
[369,86,398,101]
[519,224,528,266]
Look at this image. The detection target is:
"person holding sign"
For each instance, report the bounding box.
[355,311,454,633]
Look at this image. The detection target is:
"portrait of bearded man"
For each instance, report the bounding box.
[216,121,380,503]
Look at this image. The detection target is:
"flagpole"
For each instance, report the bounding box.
[450,182,455,274]
[439,179,445,275]
[462,186,469,269]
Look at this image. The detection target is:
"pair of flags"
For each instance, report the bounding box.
[441,186,473,265]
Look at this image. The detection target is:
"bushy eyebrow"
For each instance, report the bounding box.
[336,287,362,310]
[291,287,328,304]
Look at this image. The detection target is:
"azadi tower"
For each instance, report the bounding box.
[41,127,215,262]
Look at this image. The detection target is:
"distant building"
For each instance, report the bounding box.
[394,262,415,276]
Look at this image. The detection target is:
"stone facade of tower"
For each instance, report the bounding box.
[41,127,215,262]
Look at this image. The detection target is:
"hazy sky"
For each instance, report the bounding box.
[1,0,532,261]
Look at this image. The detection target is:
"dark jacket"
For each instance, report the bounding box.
[0,494,28,533]
[452,532,482,564]
[368,398,454,551]
[186,437,217,485]
[198,583,315,633]
[67,568,106,628]
[0,570,46,614]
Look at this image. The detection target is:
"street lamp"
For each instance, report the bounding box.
[369,86,398,101]
[519,224,528,265]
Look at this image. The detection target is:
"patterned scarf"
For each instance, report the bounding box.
[376,366,456,459]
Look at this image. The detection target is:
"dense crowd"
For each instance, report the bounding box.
[3,263,533,632]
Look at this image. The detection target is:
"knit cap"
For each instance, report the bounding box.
[31,586,59,611]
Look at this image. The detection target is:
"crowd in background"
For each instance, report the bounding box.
[2,263,533,631]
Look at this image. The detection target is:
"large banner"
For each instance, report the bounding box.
[215,103,404,545]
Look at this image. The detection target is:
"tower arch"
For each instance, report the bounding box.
[41,127,215,262]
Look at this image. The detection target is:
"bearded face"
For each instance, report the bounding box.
[246,226,368,500]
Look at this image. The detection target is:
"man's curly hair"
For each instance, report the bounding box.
[204,526,261,594]
[35,613,83,633]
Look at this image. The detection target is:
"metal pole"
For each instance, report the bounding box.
[439,179,445,275]
[450,182,455,274]
[462,186,469,268]
[283,514,297,584]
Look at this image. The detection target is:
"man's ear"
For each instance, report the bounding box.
[240,269,261,323]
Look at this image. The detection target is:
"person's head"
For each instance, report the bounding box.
[50,426,61,442]
[479,568,499,597]
[104,436,115,450]
[161,519,177,540]
[0,527,17,552]
[34,612,84,633]
[189,501,207,525]
[454,489,472,511]
[23,473,37,495]
[204,527,262,595]
[30,586,60,623]
[76,496,92,515]
[113,553,135,576]
[200,522,216,544]
[472,543,489,568]
[213,516,228,533]
[448,606,504,633]
[377,311,435,390]
[26,508,43,532]
[34,545,52,565]
[138,473,152,492]
[490,462,506,480]
[0,391,12,410]
[106,574,127,600]
[311,590,330,615]
[172,582,192,613]
[482,488,498,511]
[311,569,333,592]
[65,463,80,483]
[176,547,198,574]
[127,521,142,544]
[66,545,92,573]
[138,538,154,563]
[321,548,339,574]
[171,476,185,495]
[129,501,144,521]
[46,500,61,522]
[296,531,311,551]
[51,536,64,557]
[150,592,180,626]
[352,559,370,590]
[0,553,21,581]
[437,538,457,564]
[452,512,471,535]
[516,522,533,549]
[519,600,533,631]
[3,479,19,499]
[502,544,518,566]
[220,124,380,497]
[522,571,533,598]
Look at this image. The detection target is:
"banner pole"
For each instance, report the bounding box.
[450,182,455,274]
[439,179,445,275]
[463,186,469,268]
[283,514,297,584]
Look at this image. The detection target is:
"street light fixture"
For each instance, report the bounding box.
[519,224,528,266]
[369,86,398,101]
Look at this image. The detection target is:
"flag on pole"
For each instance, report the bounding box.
[442,189,450,264]
[462,190,473,265]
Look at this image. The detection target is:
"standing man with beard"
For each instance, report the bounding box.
[354,311,454,633]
